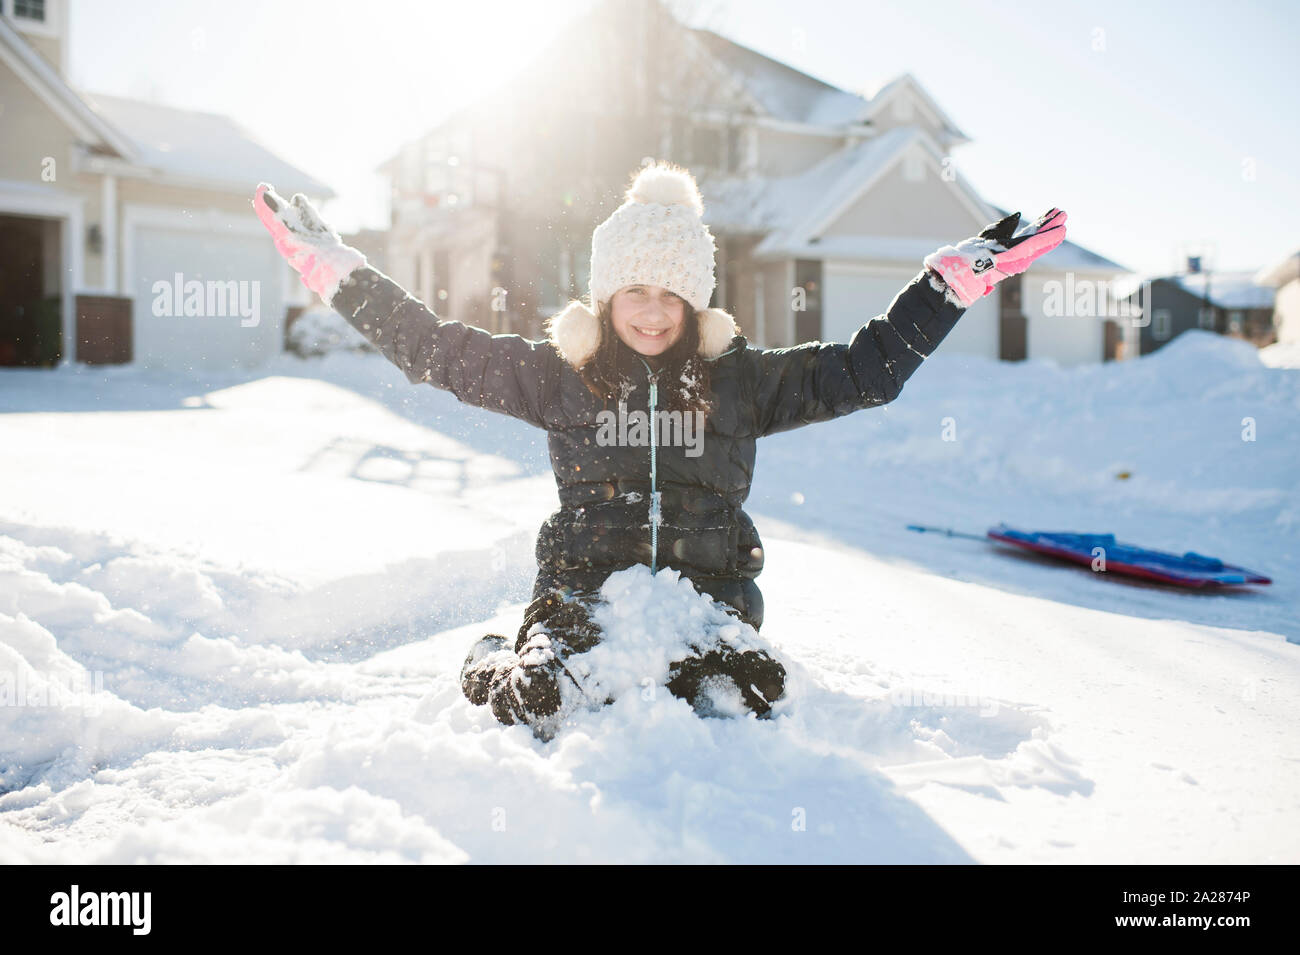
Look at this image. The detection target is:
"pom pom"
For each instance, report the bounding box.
[627,161,704,216]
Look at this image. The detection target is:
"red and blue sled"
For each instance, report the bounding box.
[907,523,1272,588]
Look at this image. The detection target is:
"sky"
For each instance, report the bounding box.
[65,0,1300,276]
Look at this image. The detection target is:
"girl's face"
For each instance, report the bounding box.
[609,284,687,358]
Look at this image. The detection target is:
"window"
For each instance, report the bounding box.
[726,125,742,172]
[1228,310,1244,334]
[13,0,46,21]
[1152,309,1171,341]
[1198,307,1216,330]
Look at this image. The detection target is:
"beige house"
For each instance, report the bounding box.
[1257,249,1300,345]
[379,0,1131,365]
[0,0,329,369]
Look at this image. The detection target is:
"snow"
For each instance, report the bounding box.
[1,328,1297,863]
[286,304,373,357]
[1174,272,1276,310]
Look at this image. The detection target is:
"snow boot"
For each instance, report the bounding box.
[667,647,786,719]
[482,591,607,730]
[460,634,516,706]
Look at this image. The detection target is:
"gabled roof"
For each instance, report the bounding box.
[705,127,997,261]
[1,14,330,197]
[80,92,333,196]
[860,72,971,146]
[0,14,136,159]
[1172,271,1275,310]
[688,31,971,147]
[689,27,868,126]
[1112,269,1275,307]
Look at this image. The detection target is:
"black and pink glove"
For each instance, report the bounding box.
[925,208,1068,307]
[252,183,367,305]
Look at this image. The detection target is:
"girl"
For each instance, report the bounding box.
[253,162,1066,734]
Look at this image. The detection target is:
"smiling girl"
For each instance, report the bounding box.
[253,161,1066,734]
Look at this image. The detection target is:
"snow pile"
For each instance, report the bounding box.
[286,305,372,357]
[533,565,777,730]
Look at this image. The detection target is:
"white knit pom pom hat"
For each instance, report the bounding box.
[546,160,740,368]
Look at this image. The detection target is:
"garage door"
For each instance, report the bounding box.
[824,264,999,361]
[131,226,287,369]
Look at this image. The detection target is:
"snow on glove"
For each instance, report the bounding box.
[252,182,367,305]
[924,208,1068,308]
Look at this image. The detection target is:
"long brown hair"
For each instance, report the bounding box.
[576,297,715,420]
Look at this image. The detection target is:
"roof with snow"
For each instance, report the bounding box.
[688,29,970,146]
[1111,269,1277,308]
[1173,272,1275,310]
[704,128,918,235]
[689,28,870,126]
[79,91,334,197]
[700,141,1123,272]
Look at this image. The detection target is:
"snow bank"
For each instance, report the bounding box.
[286,305,372,357]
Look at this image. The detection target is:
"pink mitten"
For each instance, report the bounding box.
[925,208,1068,307]
[253,183,366,304]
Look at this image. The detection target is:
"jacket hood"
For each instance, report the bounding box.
[545,299,742,369]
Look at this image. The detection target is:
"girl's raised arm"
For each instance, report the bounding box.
[253,183,556,429]
[750,208,1067,437]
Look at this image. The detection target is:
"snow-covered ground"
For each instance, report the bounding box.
[2,329,1296,863]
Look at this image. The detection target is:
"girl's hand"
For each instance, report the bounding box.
[252,183,367,304]
[924,208,1068,307]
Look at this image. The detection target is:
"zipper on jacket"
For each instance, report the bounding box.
[636,356,661,574]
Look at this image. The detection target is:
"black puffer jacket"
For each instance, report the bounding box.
[330,267,966,630]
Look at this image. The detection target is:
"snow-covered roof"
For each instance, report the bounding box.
[859,72,971,145]
[689,28,869,127]
[1174,272,1275,310]
[703,129,914,236]
[79,91,334,197]
[702,164,1127,271]
[1110,270,1276,309]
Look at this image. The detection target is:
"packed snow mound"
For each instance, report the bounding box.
[286,305,372,357]
[535,564,777,730]
[1139,328,1264,371]
[1260,340,1300,369]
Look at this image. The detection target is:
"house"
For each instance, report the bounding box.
[377,0,1131,365]
[1119,259,1276,355]
[1257,249,1300,345]
[0,0,329,369]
